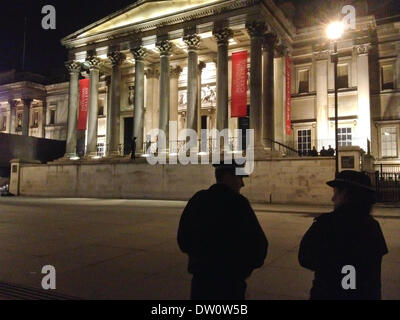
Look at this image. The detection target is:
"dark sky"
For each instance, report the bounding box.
[0,0,134,78]
[0,0,399,80]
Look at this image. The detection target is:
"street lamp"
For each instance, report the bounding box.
[326,21,344,177]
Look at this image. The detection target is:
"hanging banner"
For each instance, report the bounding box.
[231,51,248,118]
[285,55,292,135]
[77,78,90,130]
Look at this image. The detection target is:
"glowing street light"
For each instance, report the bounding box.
[326,21,344,177]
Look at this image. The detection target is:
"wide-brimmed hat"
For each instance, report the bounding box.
[326,170,375,191]
[213,159,249,177]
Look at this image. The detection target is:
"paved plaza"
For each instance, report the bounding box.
[0,197,398,300]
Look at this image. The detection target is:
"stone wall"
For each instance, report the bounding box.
[15,157,335,204]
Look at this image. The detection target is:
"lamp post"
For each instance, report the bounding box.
[326,22,344,177]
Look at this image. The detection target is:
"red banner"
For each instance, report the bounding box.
[285,56,292,135]
[231,51,248,118]
[78,79,90,130]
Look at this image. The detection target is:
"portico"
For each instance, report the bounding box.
[60,0,287,160]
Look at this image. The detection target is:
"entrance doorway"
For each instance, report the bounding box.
[124,117,133,156]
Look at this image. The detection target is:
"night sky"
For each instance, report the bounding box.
[0,0,134,79]
[0,0,399,82]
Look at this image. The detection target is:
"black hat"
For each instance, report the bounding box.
[213,159,249,177]
[326,170,374,191]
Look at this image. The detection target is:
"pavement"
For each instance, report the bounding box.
[0,197,398,300]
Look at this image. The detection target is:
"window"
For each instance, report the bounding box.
[49,109,56,125]
[17,113,22,130]
[381,127,397,158]
[338,127,352,146]
[0,115,6,131]
[298,70,309,94]
[337,65,348,89]
[32,111,39,128]
[98,106,104,116]
[381,65,394,90]
[297,129,311,156]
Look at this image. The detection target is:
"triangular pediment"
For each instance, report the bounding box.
[65,0,221,41]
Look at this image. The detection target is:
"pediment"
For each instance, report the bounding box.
[66,0,220,41]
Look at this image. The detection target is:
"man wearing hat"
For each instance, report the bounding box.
[298,170,388,300]
[177,160,268,300]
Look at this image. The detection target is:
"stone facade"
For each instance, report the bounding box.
[15,158,334,204]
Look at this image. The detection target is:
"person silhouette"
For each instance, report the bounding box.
[130,137,136,160]
[177,160,268,300]
[298,170,388,300]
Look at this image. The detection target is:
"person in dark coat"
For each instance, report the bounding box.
[298,170,388,300]
[327,145,335,156]
[130,137,136,160]
[177,161,268,300]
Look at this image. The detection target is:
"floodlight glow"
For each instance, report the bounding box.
[326,21,344,40]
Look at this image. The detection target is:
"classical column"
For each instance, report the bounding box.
[262,33,277,148]
[314,51,330,150]
[197,61,206,133]
[85,54,102,157]
[246,21,266,152]
[131,46,147,154]
[183,33,201,132]
[8,99,17,134]
[170,65,182,133]
[41,100,47,138]
[107,50,126,157]
[105,76,112,153]
[213,27,232,131]
[145,68,160,135]
[156,40,172,148]
[356,44,371,151]
[64,61,81,158]
[21,98,32,136]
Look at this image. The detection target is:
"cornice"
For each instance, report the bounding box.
[62,0,260,49]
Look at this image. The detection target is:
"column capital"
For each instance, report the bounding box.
[263,33,277,49]
[22,98,33,107]
[183,34,201,51]
[355,43,371,55]
[156,40,173,56]
[131,47,148,61]
[65,61,81,74]
[169,65,183,78]
[85,55,103,70]
[274,44,289,58]
[198,60,206,73]
[145,68,160,78]
[213,28,233,45]
[313,50,330,60]
[108,50,126,66]
[245,21,267,38]
[8,99,17,108]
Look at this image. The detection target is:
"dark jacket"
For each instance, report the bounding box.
[178,183,268,280]
[298,204,388,300]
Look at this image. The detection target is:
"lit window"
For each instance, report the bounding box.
[338,127,352,146]
[0,115,6,131]
[17,113,22,129]
[49,109,56,125]
[297,129,311,156]
[381,66,394,90]
[298,70,309,94]
[381,127,397,158]
[337,65,348,89]
[33,111,39,127]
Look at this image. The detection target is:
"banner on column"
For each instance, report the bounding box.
[78,79,90,130]
[285,55,292,135]
[231,51,248,118]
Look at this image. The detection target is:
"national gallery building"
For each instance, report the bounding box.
[2,0,400,203]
